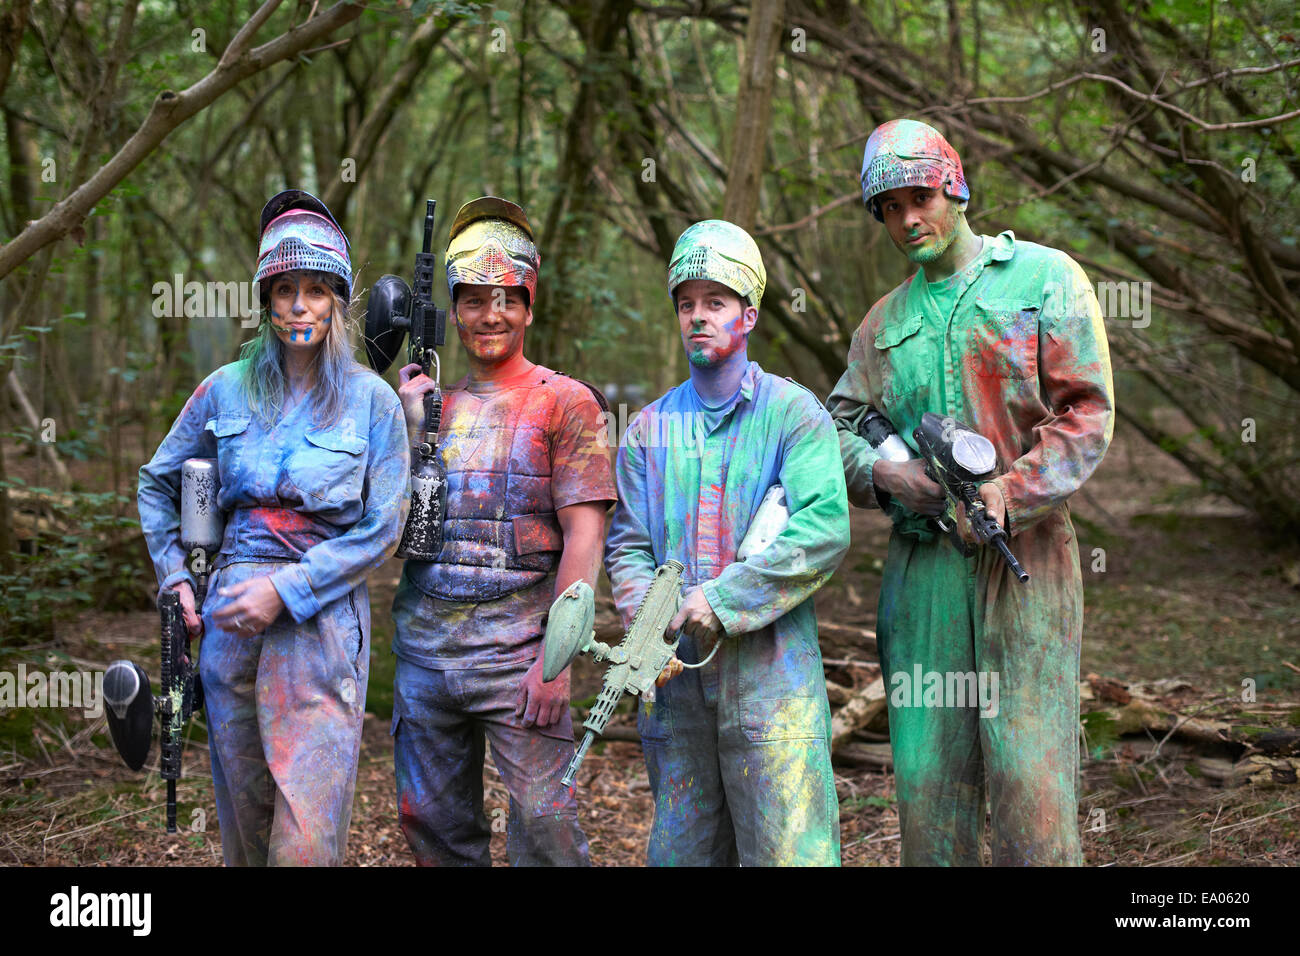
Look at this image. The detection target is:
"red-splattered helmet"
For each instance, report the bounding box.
[860,119,970,222]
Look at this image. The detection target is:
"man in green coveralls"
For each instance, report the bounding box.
[829,119,1115,865]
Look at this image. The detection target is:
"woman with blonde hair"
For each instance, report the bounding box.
[138,190,409,865]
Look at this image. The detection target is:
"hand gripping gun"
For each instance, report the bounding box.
[541,560,686,788]
[363,200,449,560]
[104,458,221,831]
[912,411,1029,583]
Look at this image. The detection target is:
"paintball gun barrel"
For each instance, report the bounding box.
[365,200,449,561]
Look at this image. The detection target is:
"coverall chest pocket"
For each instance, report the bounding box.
[207,415,252,492]
[969,297,1039,383]
[874,313,929,410]
[289,423,368,505]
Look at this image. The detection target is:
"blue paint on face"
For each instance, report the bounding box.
[303,328,312,342]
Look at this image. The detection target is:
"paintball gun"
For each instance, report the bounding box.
[541,560,687,788]
[912,412,1029,583]
[104,458,219,832]
[857,409,1028,582]
[363,200,449,561]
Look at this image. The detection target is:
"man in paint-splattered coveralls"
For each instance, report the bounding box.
[391,197,616,866]
[605,220,851,866]
[829,119,1115,865]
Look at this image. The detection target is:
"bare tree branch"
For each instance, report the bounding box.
[0,1,365,281]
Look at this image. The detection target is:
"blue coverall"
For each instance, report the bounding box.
[138,360,410,865]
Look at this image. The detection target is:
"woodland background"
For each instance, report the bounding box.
[0,0,1297,866]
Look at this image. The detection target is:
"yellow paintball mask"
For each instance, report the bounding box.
[445,197,540,306]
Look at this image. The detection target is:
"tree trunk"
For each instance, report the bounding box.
[722,0,786,231]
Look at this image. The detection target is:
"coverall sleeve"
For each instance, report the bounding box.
[700,395,851,636]
[603,412,659,630]
[991,256,1115,535]
[137,374,219,596]
[827,318,890,511]
[269,397,411,622]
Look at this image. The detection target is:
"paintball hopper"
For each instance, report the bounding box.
[913,411,1029,583]
[915,411,997,481]
[363,200,446,374]
[364,275,411,373]
[542,581,607,682]
[103,660,154,772]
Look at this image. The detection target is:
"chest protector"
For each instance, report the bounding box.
[406,367,578,602]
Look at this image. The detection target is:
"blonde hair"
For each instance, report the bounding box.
[239,270,368,426]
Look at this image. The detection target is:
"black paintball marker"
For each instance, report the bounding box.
[105,458,218,831]
[364,200,449,560]
[912,411,1029,583]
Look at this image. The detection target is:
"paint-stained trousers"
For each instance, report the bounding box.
[637,631,840,867]
[877,506,1083,866]
[392,656,590,866]
[199,561,369,866]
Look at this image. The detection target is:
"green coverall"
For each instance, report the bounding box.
[828,231,1114,865]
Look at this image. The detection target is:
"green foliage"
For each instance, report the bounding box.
[0,480,148,643]
[1080,711,1120,760]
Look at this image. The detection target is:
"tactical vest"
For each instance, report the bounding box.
[406,366,604,603]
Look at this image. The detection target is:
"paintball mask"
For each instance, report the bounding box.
[254,189,353,299]
[667,219,767,308]
[860,119,970,222]
[444,196,540,307]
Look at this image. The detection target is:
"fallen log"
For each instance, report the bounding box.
[591,724,641,744]
[1109,697,1233,750]
[830,676,886,751]
[1194,754,1300,787]
[833,742,893,771]
[816,620,878,656]
[825,679,852,707]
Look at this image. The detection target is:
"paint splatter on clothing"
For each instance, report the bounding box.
[201,561,370,866]
[138,359,411,620]
[138,359,410,866]
[391,362,613,867]
[395,364,616,669]
[392,656,589,866]
[605,361,850,865]
[828,231,1114,865]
